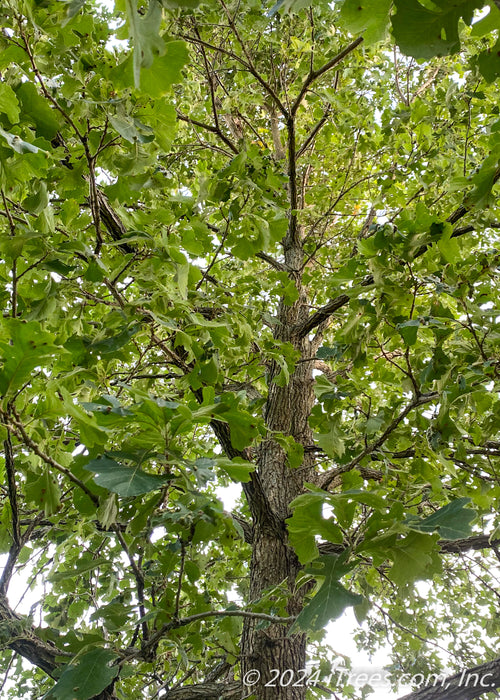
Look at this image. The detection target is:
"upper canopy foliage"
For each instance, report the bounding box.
[0,0,499,698]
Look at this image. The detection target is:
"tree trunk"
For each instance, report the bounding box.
[241,237,317,698]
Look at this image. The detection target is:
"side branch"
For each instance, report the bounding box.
[156,682,241,700]
[397,656,500,700]
[318,393,438,489]
[297,104,332,159]
[447,167,500,225]
[133,609,295,661]
[0,593,68,677]
[176,110,238,155]
[215,0,289,116]
[319,535,500,557]
[296,214,497,339]
[208,419,284,537]
[2,410,99,507]
[291,37,364,116]
[0,433,22,594]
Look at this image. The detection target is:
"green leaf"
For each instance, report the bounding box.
[109,114,155,143]
[90,602,134,632]
[465,150,500,209]
[476,38,500,83]
[392,0,483,59]
[287,493,343,564]
[388,532,440,587]
[44,648,119,700]
[405,498,476,540]
[292,554,363,631]
[25,469,61,516]
[142,41,189,96]
[161,0,202,7]
[471,2,500,36]
[215,456,255,482]
[316,422,345,458]
[83,456,171,497]
[267,0,312,16]
[397,319,420,346]
[125,0,164,89]
[89,324,141,355]
[0,320,59,399]
[97,493,118,529]
[49,557,110,582]
[420,346,450,385]
[16,82,61,139]
[364,409,386,435]
[0,126,44,154]
[0,83,20,124]
[437,227,461,263]
[61,0,87,25]
[24,181,49,215]
[140,97,177,150]
[316,346,339,360]
[212,397,260,451]
[112,40,189,97]
[340,0,392,44]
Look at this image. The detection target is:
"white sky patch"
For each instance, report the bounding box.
[216,482,241,511]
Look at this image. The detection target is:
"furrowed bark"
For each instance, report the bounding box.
[396,656,500,700]
[240,293,316,698]
[0,594,61,677]
[240,131,317,696]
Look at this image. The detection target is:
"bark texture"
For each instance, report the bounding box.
[397,657,500,700]
[240,233,318,698]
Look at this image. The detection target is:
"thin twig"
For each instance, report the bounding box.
[126,609,297,661]
[114,527,149,641]
[3,409,99,507]
[319,393,438,489]
[291,37,363,116]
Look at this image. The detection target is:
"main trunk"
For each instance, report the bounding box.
[241,239,316,699]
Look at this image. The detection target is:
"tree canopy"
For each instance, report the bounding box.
[0,0,500,698]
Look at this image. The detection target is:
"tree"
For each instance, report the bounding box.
[0,0,499,698]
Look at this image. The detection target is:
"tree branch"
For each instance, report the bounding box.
[296,211,498,339]
[208,418,283,537]
[95,189,135,254]
[396,656,500,700]
[113,528,149,643]
[133,609,296,661]
[157,681,241,700]
[291,38,364,116]
[176,110,238,155]
[214,1,288,116]
[256,251,288,271]
[318,535,500,558]
[2,409,99,507]
[0,433,22,595]
[297,103,332,159]
[318,393,438,489]
[0,593,68,677]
